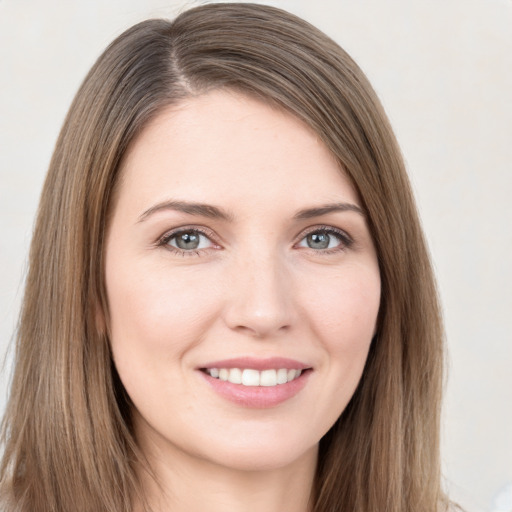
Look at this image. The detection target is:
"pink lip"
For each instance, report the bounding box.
[199,357,311,371]
[196,357,312,408]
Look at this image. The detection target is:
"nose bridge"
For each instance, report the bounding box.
[223,244,294,337]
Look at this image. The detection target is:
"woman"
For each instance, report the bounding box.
[0,3,449,511]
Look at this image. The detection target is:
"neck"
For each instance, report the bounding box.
[134,430,317,512]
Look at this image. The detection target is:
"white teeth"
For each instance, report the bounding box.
[205,367,305,386]
[260,369,277,386]
[242,369,260,386]
[229,368,242,384]
[277,368,288,384]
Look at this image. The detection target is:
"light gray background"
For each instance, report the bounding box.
[0,1,511,511]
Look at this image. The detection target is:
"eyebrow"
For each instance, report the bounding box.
[138,199,364,223]
[138,200,233,222]
[293,202,365,219]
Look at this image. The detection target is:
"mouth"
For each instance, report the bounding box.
[201,367,306,387]
[197,357,313,407]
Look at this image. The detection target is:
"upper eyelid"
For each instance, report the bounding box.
[160,225,216,238]
[157,225,219,247]
[295,225,353,243]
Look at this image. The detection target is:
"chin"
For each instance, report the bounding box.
[185,423,320,473]
[201,440,319,473]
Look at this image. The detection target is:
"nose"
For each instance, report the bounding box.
[222,253,296,338]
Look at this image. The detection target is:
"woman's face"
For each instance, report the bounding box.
[105,90,380,472]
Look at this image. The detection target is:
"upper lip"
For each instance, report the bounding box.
[198,357,311,371]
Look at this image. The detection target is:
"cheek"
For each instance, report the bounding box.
[298,265,380,428]
[304,262,378,389]
[106,259,222,368]
[302,263,381,349]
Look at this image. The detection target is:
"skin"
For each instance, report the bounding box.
[105,90,381,512]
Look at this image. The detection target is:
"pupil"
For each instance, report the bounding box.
[176,232,200,250]
[307,232,330,249]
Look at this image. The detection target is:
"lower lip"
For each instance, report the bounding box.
[199,370,311,408]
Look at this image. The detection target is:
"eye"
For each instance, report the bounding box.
[296,227,352,251]
[162,229,215,252]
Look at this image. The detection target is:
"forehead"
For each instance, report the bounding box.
[116,90,359,215]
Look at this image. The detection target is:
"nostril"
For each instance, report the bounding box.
[232,322,291,338]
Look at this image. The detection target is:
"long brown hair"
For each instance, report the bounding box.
[0,3,447,511]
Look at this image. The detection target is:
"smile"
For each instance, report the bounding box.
[198,357,312,407]
[204,368,303,387]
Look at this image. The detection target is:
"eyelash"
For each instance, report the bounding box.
[157,226,219,257]
[157,225,353,257]
[295,225,354,254]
